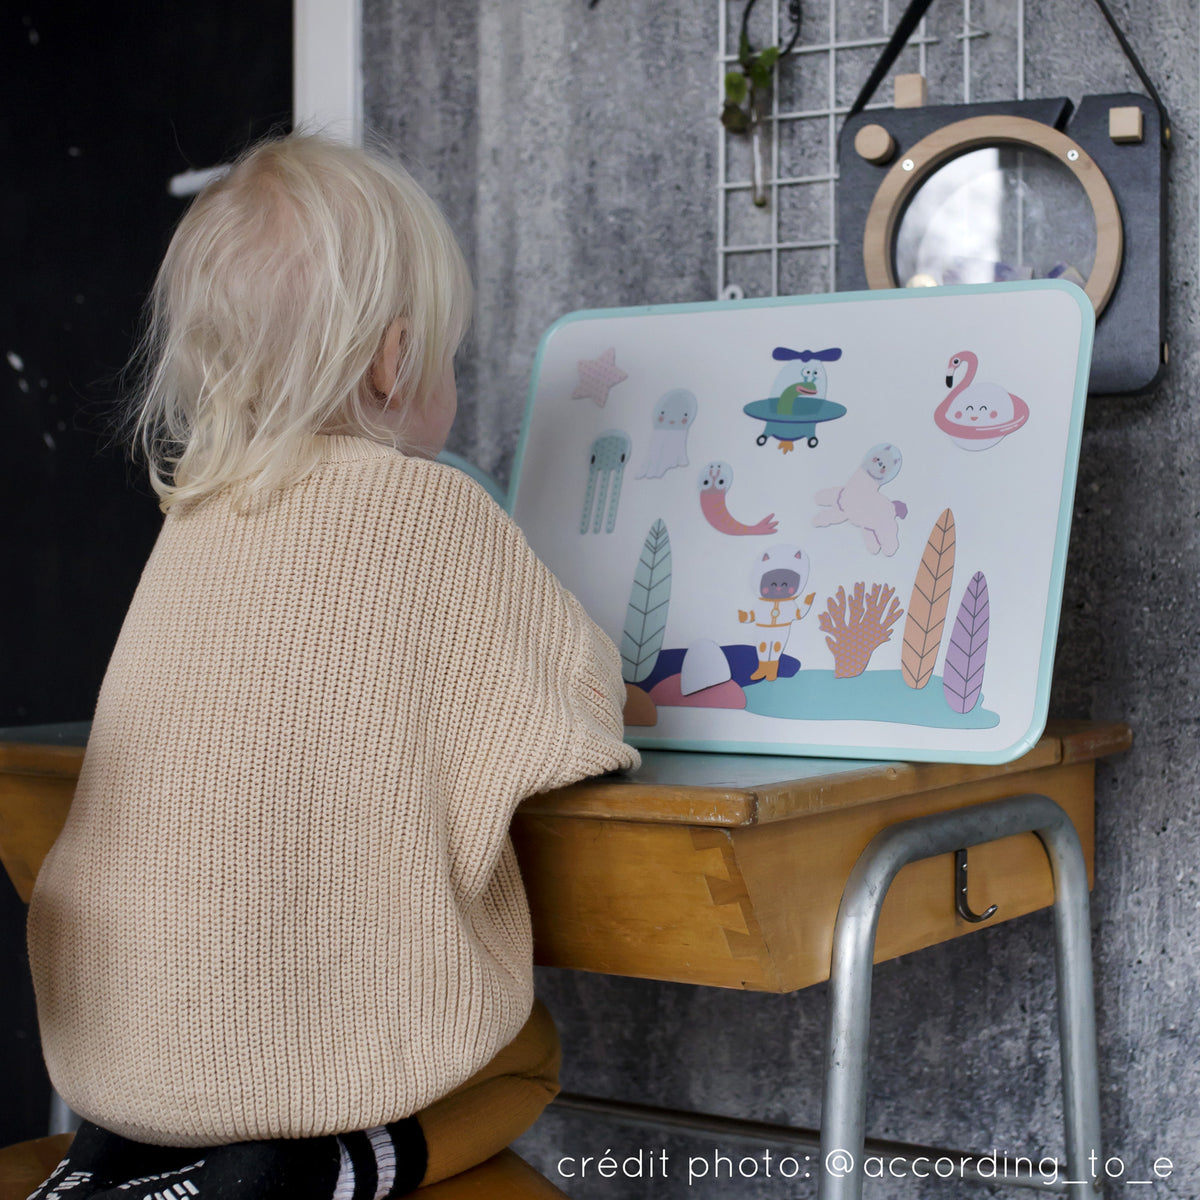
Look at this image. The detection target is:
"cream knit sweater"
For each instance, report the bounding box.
[28,435,638,1147]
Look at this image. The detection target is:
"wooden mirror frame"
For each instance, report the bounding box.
[862,114,1124,316]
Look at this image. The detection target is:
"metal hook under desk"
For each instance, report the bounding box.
[954,848,998,923]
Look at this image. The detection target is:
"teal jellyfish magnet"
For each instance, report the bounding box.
[581,430,631,534]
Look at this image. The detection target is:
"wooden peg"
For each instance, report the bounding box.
[854,123,896,165]
[894,73,927,109]
[1108,105,1144,144]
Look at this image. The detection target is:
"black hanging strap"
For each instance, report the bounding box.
[845,0,935,120]
[1089,0,1170,140]
[846,0,1170,144]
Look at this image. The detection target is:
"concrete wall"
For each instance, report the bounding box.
[365,1,1199,1193]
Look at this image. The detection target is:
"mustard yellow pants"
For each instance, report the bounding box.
[32,1004,561,1198]
[415,999,561,1186]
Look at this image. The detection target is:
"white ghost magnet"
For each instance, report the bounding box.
[635,389,697,479]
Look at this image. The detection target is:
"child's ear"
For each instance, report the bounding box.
[371,318,408,399]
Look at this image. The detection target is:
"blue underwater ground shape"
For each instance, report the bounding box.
[640,645,800,692]
[741,669,1000,728]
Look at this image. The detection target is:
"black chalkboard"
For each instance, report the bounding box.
[1,0,290,1144]
[2,0,292,727]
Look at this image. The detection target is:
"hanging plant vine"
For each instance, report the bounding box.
[721,0,803,207]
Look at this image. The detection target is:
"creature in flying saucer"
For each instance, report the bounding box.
[742,346,846,453]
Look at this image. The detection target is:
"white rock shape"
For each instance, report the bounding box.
[680,638,732,696]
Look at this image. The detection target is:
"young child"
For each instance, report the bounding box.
[27,133,639,1198]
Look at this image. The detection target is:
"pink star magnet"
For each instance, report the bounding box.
[572,347,628,407]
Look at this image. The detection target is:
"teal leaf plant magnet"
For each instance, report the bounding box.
[621,519,672,684]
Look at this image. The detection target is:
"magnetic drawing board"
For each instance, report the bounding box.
[509,282,1094,763]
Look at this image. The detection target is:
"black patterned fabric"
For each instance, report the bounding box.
[28,1116,427,1200]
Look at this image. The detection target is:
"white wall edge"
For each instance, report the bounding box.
[294,0,363,145]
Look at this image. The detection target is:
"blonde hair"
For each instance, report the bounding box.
[128,133,472,508]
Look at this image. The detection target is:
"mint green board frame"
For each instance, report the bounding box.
[508,282,1094,764]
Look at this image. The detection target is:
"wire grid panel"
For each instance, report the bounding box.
[716,0,1026,300]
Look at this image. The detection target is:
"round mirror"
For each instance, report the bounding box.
[894,146,1097,290]
[862,115,1122,315]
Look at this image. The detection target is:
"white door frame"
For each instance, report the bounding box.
[294,0,362,144]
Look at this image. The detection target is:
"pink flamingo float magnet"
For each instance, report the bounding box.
[698,461,778,536]
[935,350,1029,451]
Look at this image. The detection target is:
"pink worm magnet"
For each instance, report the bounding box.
[698,461,778,536]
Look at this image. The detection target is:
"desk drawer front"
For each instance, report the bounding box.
[513,762,1095,992]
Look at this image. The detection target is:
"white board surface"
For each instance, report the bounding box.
[510,282,1093,763]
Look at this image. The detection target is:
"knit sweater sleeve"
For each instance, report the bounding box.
[412,463,639,896]
[547,587,642,790]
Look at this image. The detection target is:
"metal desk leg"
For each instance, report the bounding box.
[817,794,1102,1200]
[48,1087,81,1136]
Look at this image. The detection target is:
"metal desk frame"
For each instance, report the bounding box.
[821,793,1100,1199]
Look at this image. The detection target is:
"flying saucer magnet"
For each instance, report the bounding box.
[742,346,846,452]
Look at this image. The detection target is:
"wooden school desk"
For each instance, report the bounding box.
[0,720,1129,1198]
[510,719,1129,1199]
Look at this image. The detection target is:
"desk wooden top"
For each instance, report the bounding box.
[0,719,1131,829]
[519,720,1131,826]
